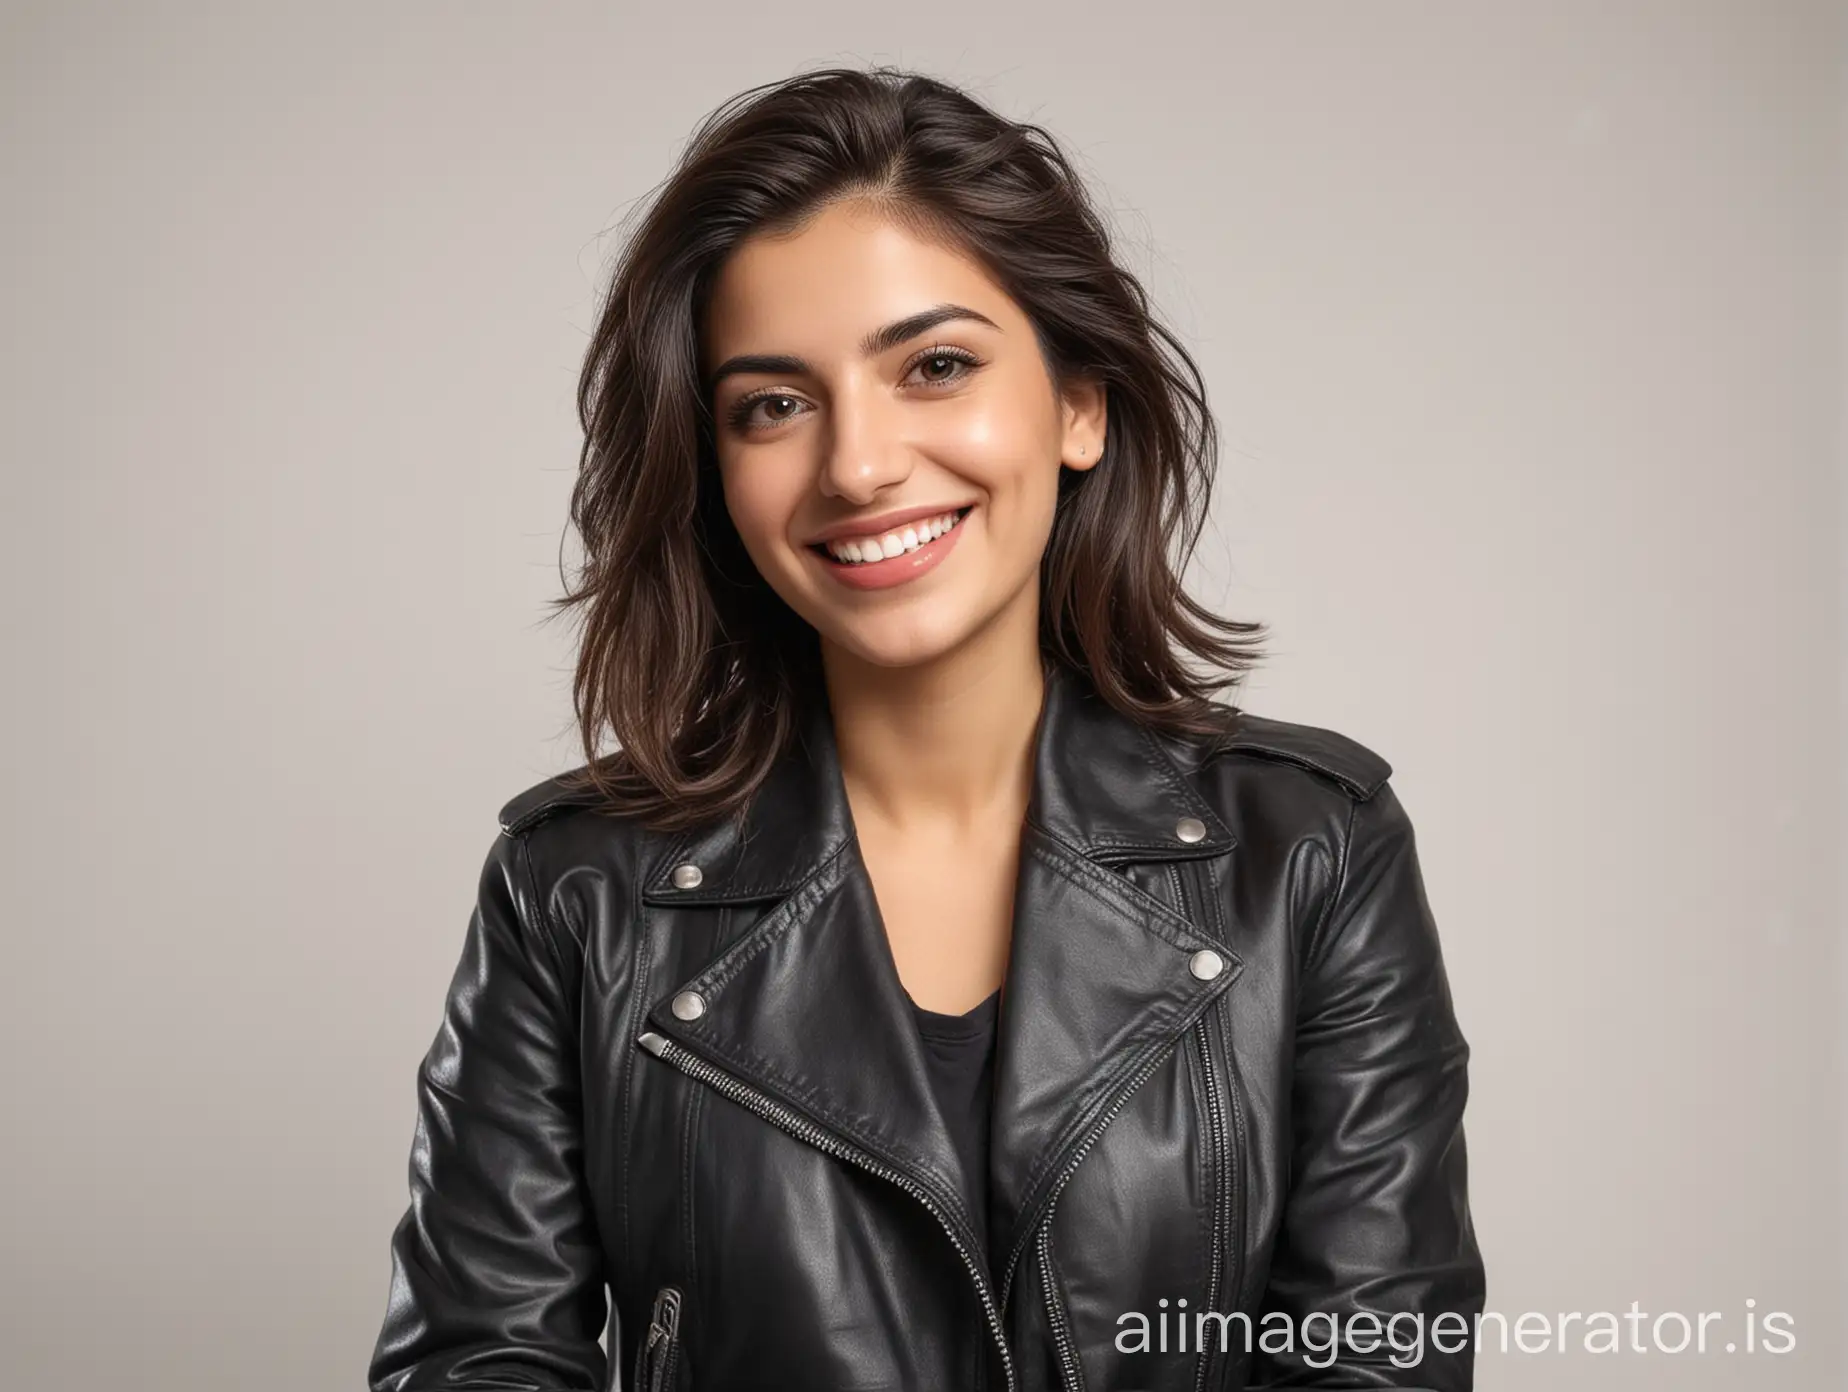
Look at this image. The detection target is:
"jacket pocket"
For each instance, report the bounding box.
[633,1285,683,1392]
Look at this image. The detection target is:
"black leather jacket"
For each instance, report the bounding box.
[369,664,1484,1391]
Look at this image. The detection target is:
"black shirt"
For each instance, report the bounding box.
[907,987,1001,1259]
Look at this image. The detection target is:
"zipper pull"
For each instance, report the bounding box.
[647,1284,682,1346]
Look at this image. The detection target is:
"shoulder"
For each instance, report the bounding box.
[1161,710,1410,944]
[492,764,655,892]
[1180,707,1394,803]
[496,766,609,836]
[1151,706,1404,896]
[486,765,660,960]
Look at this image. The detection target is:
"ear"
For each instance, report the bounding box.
[1058,373,1108,472]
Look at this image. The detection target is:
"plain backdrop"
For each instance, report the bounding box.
[2,3,1842,1389]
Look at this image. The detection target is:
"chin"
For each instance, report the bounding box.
[833,633,967,671]
[813,613,977,671]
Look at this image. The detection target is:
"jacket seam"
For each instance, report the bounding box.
[1133,721,1221,823]
[1184,855,1243,1388]
[1023,829,1226,957]
[619,854,651,1296]
[1168,862,1217,1330]
[678,840,852,997]
[1221,746,1383,800]
[1302,794,1361,977]
[647,827,856,902]
[679,1059,704,1362]
[508,825,612,1343]
[513,829,576,1026]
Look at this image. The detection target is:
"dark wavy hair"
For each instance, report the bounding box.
[546,64,1266,832]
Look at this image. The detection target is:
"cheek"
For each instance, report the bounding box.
[936,406,1062,528]
[720,467,797,563]
[944,389,1043,460]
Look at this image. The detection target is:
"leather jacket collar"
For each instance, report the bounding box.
[635,663,1243,1300]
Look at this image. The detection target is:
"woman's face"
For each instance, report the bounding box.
[701,200,1105,674]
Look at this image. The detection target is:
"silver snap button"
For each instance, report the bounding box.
[671,862,703,889]
[1175,816,1207,843]
[670,990,707,1021]
[1188,949,1225,981]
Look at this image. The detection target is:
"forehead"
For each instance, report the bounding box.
[702,202,1016,361]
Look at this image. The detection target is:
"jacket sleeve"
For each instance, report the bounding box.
[1249,782,1485,1390]
[368,829,609,1391]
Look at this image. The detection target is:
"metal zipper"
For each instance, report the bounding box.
[1190,1017,1228,1392]
[638,1284,681,1392]
[1169,860,1229,1392]
[1037,1213,1084,1391]
[999,1032,1181,1317]
[637,1030,1017,1392]
[1214,995,1249,1318]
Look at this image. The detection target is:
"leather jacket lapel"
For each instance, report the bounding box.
[636,688,985,1256]
[986,668,1241,1302]
[637,664,1240,1297]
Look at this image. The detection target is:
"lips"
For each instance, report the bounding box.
[809,507,972,565]
[805,500,980,547]
[808,505,974,591]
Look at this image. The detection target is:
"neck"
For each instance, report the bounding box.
[818,597,1046,837]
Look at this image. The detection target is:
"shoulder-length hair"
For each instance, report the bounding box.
[548,64,1266,832]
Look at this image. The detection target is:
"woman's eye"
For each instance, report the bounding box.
[729,393,806,432]
[909,349,979,386]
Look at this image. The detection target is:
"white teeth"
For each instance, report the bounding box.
[823,510,964,564]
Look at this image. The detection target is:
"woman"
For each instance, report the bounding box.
[369,66,1484,1392]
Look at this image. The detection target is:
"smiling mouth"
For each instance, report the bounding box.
[807,506,974,565]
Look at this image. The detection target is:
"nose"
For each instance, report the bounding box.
[817,374,913,505]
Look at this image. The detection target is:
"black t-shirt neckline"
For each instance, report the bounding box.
[905,985,1003,1266]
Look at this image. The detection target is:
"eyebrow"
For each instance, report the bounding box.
[704,302,1002,395]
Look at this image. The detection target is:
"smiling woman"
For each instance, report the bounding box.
[704,209,1106,653]
[369,64,1484,1392]
[532,69,1268,845]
